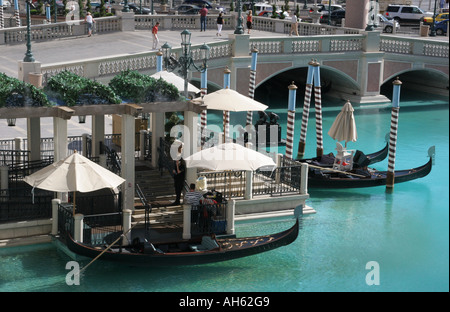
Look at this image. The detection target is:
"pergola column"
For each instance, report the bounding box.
[151,112,165,169]
[92,114,105,157]
[27,117,41,161]
[184,110,198,185]
[121,112,136,211]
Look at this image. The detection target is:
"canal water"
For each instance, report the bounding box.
[0,88,448,292]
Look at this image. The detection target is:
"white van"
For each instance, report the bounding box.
[253,2,274,16]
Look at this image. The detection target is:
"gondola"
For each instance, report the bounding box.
[297,141,389,167]
[66,219,299,266]
[306,148,434,188]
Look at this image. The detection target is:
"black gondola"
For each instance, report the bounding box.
[306,148,434,188]
[297,141,389,167]
[66,219,299,266]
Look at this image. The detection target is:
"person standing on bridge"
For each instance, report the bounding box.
[216,12,223,36]
[246,10,253,34]
[199,5,208,31]
[84,12,95,37]
[152,22,160,50]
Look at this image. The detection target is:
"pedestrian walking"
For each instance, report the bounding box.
[152,22,160,50]
[216,12,223,36]
[199,5,208,31]
[246,10,253,34]
[290,13,299,36]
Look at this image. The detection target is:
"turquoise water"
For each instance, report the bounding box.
[0,90,448,292]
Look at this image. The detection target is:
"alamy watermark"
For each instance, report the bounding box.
[365,261,380,286]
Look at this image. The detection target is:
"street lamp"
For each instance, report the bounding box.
[430,0,438,37]
[122,0,130,12]
[23,0,35,62]
[234,0,244,34]
[161,29,210,99]
[365,0,376,31]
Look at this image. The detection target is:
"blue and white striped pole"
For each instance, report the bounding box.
[297,59,315,159]
[386,77,402,190]
[200,67,208,147]
[223,67,231,141]
[247,47,258,126]
[156,51,163,72]
[14,0,20,27]
[0,0,4,29]
[46,4,51,23]
[285,82,298,159]
[313,61,323,157]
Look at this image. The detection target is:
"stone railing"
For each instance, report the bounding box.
[40,39,232,84]
[249,34,364,54]
[0,16,122,44]
[380,35,449,58]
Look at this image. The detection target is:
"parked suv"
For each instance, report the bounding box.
[320,9,346,26]
[384,5,433,22]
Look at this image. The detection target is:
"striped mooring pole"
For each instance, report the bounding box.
[200,67,208,147]
[386,77,402,190]
[285,82,298,159]
[247,47,258,126]
[223,67,231,141]
[0,0,4,29]
[14,0,20,27]
[313,62,324,157]
[297,60,315,159]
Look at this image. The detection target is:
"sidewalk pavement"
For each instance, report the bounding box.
[0,28,284,79]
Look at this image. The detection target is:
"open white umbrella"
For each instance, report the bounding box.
[191,88,268,112]
[327,100,358,147]
[151,70,200,94]
[184,143,276,171]
[24,151,125,215]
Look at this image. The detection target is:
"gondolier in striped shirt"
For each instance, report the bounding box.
[184,183,203,205]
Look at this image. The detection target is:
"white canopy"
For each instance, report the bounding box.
[191,88,268,112]
[151,70,200,94]
[184,143,276,171]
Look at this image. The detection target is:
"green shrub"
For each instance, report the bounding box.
[0,73,50,108]
[45,71,121,106]
[109,70,180,103]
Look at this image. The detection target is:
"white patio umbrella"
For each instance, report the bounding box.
[24,151,126,216]
[190,88,268,112]
[184,143,276,198]
[184,143,276,171]
[151,70,200,94]
[327,100,358,148]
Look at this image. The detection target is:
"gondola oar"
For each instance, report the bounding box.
[77,222,140,276]
[307,164,367,178]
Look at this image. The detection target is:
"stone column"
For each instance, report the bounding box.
[151,112,165,168]
[74,214,84,242]
[121,113,135,211]
[122,209,132,246]
[182,204,191,240]
[184,110,198,185]
[345,0,370,29]
[92,114,105,158]
[51,198,61,236]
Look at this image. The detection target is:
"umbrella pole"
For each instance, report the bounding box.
[73,191,76,216]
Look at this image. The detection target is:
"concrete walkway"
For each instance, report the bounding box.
[0,28,285,78]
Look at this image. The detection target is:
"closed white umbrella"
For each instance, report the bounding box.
[24,151,125,215]
[190,88,268,112]
[150,70,200,94]
[184,142,276,171]
[327,100,358,147]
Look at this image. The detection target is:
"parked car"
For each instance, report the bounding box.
[1,1,11,7]
[182,0,225,13]
[384,4,433,22]
[175,4,202,14]
[127,3,151,14]
[310,4,343,13]
[320,9,345,26]
[434,19,448,35]
[423,12,449,25]
[90,1,114,13]
[378,14,400,33]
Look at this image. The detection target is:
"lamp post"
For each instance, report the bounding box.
[23,0,35,63]
[122,0,129,12]
[365,0,375,31]
[430,0,438,36]
[234,0,244,34]
[161,29,210,99]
